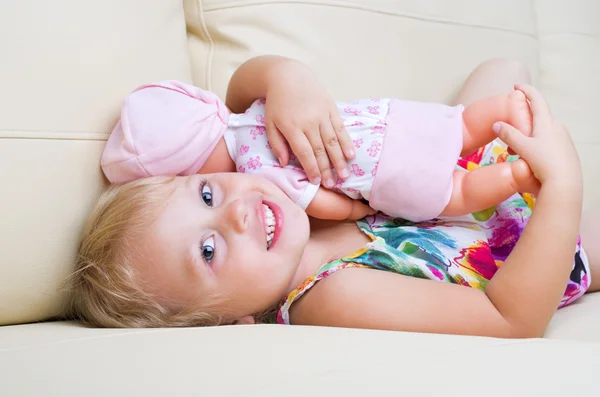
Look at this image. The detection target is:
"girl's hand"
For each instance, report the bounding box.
[492,84,582,188]
[265,61,355,187]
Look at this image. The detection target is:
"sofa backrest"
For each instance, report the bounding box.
[0,0,192,325]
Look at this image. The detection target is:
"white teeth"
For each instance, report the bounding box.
[262,204,276,249]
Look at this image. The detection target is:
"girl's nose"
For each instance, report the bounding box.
[224,198,249,233]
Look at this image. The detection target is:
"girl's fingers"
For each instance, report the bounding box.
[289,132,322,185]
[514,84,551,121]
[301,124,334,187]
[265,121,290,167]
[493,121,529,157]
[331,112,355,160]
[319,121,348,182]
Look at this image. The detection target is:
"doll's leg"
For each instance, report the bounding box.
[452,59,532,156]
[460,91,532,157]
[581,209,600,292]
[440,159,540,217]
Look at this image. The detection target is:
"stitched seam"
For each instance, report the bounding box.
[202,0,536,37]
[0,328,177,353]
[196,0,215,90]
[539,32,600,39]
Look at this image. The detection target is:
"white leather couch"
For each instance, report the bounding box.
[1,1,599,395]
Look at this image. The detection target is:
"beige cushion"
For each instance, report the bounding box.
[547,292,600,341]
[187,0,540,102]
[0,0,192,325]
[1,321,600,395]
[536,0,600,209]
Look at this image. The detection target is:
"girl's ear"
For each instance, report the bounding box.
[235,316,255,325]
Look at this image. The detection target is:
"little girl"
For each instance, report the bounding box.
[101,80,539,222]
[65,57,596,338]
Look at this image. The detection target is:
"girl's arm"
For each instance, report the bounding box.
[306,187,376,221]
[225,55,289,113]
[292,85,583,338]
[225,55,355,187]
[293,178,580,338]
[482,85,583,336]
[292,267,517,337]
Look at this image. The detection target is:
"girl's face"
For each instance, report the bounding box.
[131,173,310,321]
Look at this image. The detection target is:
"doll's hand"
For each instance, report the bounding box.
[492,84,582,189]
[347,200,377,220]
[264,61,355,187]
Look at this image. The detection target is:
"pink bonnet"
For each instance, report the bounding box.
[101,80,229,183]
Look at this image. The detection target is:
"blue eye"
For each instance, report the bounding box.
[201,236,215,262]
[200,181,213,207]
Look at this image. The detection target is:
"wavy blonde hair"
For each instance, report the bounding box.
[63,176,226,328]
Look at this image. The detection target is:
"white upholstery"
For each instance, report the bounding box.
[2,322,600,396]
[0,0,192,325]
[1,0,599,393]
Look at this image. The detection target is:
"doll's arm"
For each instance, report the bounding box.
[306,187,376,220]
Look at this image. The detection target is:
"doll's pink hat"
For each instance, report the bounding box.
[101,80,229,184]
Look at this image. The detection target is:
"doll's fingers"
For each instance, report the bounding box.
[351,201,377,219]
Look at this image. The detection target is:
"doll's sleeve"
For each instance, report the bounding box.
[257,166,319,210]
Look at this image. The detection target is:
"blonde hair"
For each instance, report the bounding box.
[63,176,225,328]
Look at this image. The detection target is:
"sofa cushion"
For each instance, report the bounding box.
[535,0,600,209]
[186,0,539,102]
[546,291,600,342]
[1,321,600,395]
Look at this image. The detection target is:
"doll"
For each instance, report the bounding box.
[101,81,538,221]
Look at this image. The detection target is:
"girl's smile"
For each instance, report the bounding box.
[260,200,283,250]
